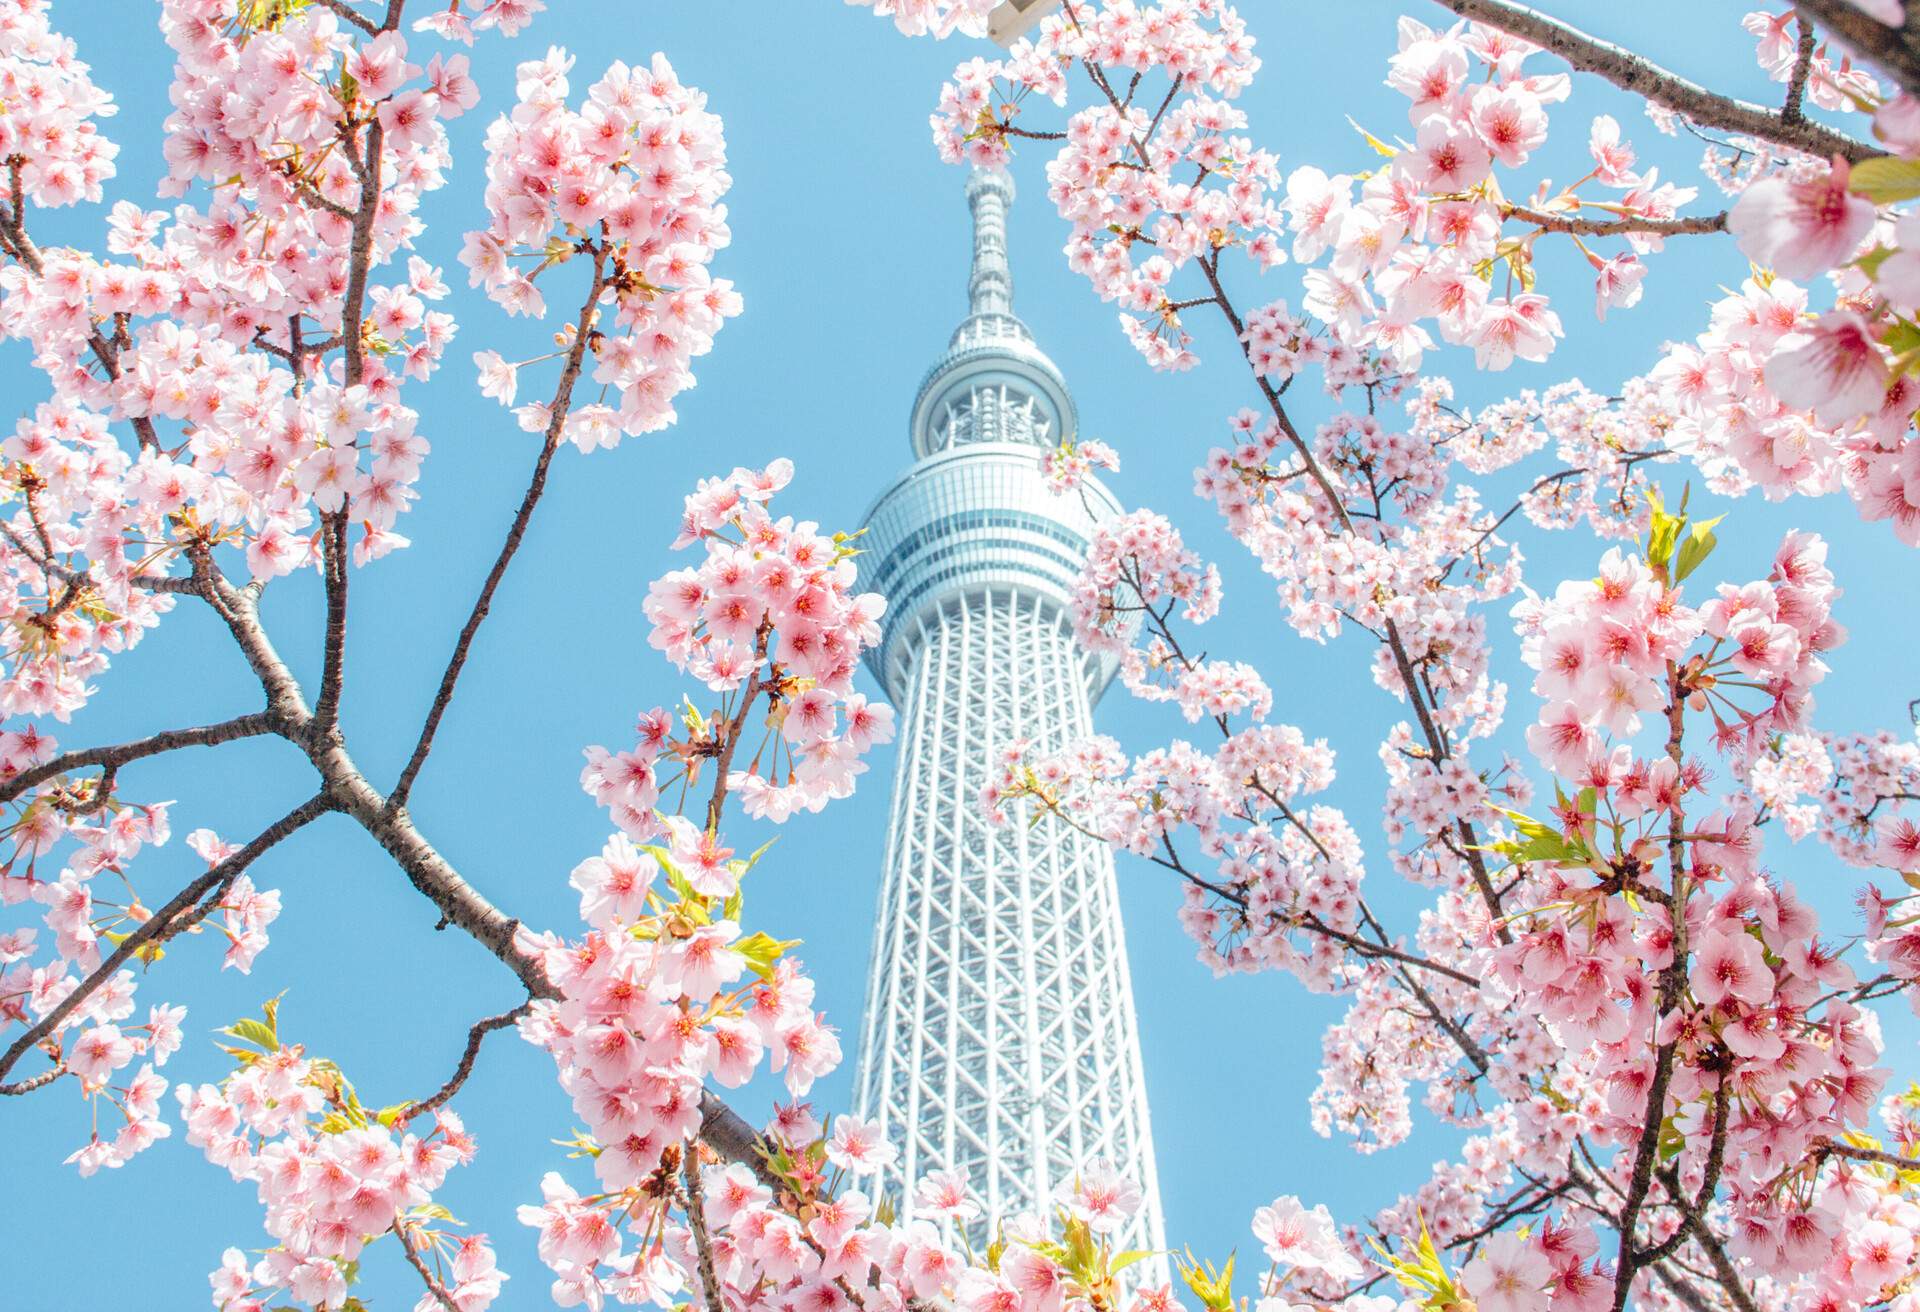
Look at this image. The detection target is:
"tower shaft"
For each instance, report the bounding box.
[853,588,1165,1261]
[851,169,1167,1276]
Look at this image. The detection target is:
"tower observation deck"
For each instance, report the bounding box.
[850,168,1168,1273]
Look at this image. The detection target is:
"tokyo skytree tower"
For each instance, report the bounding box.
[851,168,1168,1270]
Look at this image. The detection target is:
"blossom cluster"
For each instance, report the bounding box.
[463,47,741,444]
[902,3,1724,382]
[1746,727,1920,1001]
[1069,508,1219,652]
[582,460,893,832]
[1040,435,1120,493]
[0,4,476,755]
[0,766,233,1174]
[176,1023,503,1312]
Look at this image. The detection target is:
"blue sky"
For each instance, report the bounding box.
[7,2,1918,1308]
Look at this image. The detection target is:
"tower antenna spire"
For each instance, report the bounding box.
[965,167,1016,318]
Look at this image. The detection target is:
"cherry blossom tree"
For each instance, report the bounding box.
[3,1,1920,1312]
[857,1,1920,1310]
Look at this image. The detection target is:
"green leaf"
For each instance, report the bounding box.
[1110,1249,1155,1275]
[737,837,777,875]
[1063,1216,1099,1281]
[1850,155,1920,204]
[722,838,778,922]
[1673,514,1724,583]
[219,1018,278,1052]
[643,845,702,907]
[1347,115,1399,158]
[374,1102,411,1129]
[1643,485,1683,571]
[1174,1248,1236,1312]
[1490,806,1586,866]
[1366,1212,1462,1303]
[736,927,795,978]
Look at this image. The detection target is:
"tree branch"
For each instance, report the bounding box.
[0,1064,65,1096]
[311,0,380,34]
[1815,1138,1920,1171]
[0,793,335,1084]
[0,712,280,806]
[1429,0,1880,162]
[394,1221,460,1312]
[699,1090,778,1189]
[1782,14,1818,124]
[0,521,196,596]
[683,1144,730,1312]
[398,1001,534,1126]
[388,243,609,812]
[1501,203,1728,238]
[309,109,389,740]
[1791,0,1920,99]
[187,539,783,1185]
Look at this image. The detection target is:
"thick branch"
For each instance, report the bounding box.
[699,1091,777,1189]
[1782,15,1818,124]
[1430,0,1880,162]
[1681,1220,1761,1312]
[312,511,350,736]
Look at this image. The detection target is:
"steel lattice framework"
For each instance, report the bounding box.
[851,169,1167,1275]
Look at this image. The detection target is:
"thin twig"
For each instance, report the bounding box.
[0,712,280,806]
[394,1221,460,1312]
[0,793,335,1084]
[683,1143,729,1312]
[399,1001,534,1126]
[0,1064,65,1096]
[388,243,609,812]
